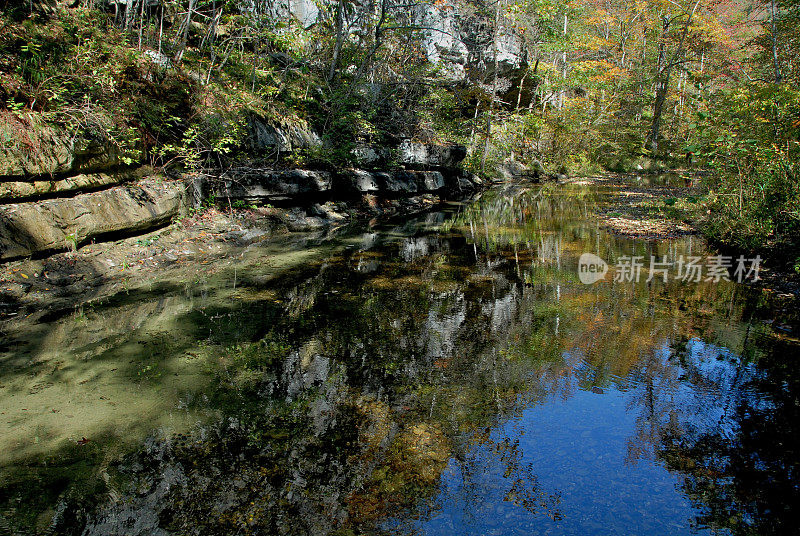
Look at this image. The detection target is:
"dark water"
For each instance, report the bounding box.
[1,183,798,535]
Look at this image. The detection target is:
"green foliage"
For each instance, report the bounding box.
[416,86,470,144]
[1,0,796,264]
[5,98,26,118]
[156,114,245,170]
[690,84,800,258]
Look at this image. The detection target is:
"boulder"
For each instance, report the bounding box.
[397,142,467,168]
[409,170,445,191]
[497,159,543,182]
[309,202,348,222]
[555,164,569,182]
[144,50,173,69]
[217,169,332,202]
[247,115,322,155]
[531,159,546,176]
[450,170,482,192]
[379,171,418,193]
[0,180,182,261]
[350,146,391,168]
[284,208,328,232]
[335,170,446,195]
[336,170,381,193]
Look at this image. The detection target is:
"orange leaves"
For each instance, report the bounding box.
[584,8,615,27]
[573,60,627,84]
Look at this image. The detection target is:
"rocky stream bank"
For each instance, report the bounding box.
[571,173,800,298]
[0,120,489,319]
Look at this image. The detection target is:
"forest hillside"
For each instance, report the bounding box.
[1,0,799,264]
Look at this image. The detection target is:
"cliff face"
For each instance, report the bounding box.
[1,0,536,263]
[415,2,528,89]
[256,0,530,106]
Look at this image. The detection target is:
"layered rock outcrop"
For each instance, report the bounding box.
[216,169,333,202]
[198,141,478,206]
[0,169,141,201]
[0,180,182,261]
[414,2,531,103]
[0,116,145,204]
[1,103,479,263]
[415,4,470,81]
[247,115,323,155]
[0,120,130,179]
[247,0,531,102]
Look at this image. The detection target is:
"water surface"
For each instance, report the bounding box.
[1,182,798,535]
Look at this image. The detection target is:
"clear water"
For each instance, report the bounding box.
[1,183,797,535]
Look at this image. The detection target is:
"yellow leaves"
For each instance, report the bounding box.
[585,8,614,26]
[573,60,626,83]
[689,13,732,48]
[575,34,615,52]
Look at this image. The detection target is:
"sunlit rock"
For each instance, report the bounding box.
[216,169,332,202]
[0,180,182,261]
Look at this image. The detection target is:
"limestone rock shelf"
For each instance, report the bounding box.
[1,140,480,262]
[0,180,182,261]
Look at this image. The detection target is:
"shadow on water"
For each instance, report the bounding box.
[1,183,798,535]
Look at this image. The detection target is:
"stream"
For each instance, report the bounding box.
[1,181,798,535]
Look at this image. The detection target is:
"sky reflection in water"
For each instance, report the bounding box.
[1,184,797,535]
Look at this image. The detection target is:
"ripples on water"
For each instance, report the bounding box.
[0,184,798,535]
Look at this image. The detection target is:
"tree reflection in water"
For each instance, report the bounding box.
[1,184,797,535]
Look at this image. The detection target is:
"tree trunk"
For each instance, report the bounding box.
[124,0,133,31]
[157,5,164,55]
[770,0,782,83]
[480,0,503,173]
[559,14,568,110]
[649,16,670,153]
[328,0,345,83]
[648,0,700,154]
[174,0,196,65]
